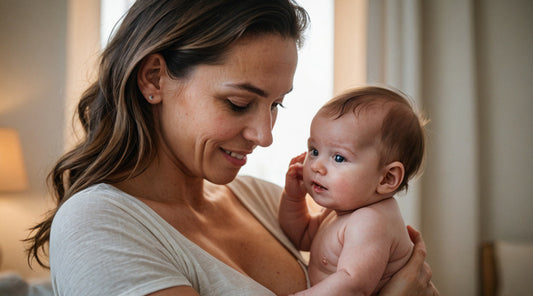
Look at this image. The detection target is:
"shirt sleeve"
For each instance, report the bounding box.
[49,185,191,296]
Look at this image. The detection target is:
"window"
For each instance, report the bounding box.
[100,0,135,48]
[239,0,334,185]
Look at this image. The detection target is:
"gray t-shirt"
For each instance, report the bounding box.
[50,175,308,296]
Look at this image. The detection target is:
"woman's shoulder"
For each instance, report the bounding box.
[228,175,282,227]
[229,175,282,210]
[52,183,149,232]
[57,183,129,209]
[49,184,194,295]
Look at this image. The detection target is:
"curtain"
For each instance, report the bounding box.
[366,1,480,294]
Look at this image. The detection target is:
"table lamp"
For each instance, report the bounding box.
[0,128,28,192]
[0,128,29,268]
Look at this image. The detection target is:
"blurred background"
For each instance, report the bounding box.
[0,0,531,295]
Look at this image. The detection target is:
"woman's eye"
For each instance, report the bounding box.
[334,154,345,163]
[227,100,249,112]
[271,102,285,111]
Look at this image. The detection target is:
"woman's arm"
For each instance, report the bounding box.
[378,226,440,296]
[147,286,199,296]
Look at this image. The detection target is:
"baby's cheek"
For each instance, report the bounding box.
[334,173,366,196]
[333,169,355,185]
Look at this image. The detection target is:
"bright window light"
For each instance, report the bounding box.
[100,0,135,48]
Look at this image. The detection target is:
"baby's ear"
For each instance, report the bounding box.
[376,161,404,195]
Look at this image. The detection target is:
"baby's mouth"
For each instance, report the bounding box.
[311,181,327,191]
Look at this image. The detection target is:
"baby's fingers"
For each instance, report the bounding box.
[289,152,306,166]
[286,162,304,179]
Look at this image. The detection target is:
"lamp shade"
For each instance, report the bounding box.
[0,128,29,192]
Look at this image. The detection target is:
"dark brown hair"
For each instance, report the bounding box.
[26,0,309,268]
[318,86,428,193]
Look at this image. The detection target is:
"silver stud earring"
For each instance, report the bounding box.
[148,95,154,101]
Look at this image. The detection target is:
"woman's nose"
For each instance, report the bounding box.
[243,111,274,147]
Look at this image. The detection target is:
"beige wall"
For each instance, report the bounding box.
[0,0,68,278]
[0,0,67,195]
[333,0,367,94]
[0,0,99,278]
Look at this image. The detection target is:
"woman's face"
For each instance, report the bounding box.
[156,34,298,184]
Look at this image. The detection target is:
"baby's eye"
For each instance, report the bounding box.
[309,148,319,157]
[334,154,345,163]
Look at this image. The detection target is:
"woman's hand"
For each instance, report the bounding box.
[379,226,439,296]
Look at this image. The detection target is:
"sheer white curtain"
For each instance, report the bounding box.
[419,1,480,294]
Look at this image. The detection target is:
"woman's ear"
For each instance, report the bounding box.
[137,54,165,104]
[376,161,405,195]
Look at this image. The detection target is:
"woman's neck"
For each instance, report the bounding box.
[114,157,208,207]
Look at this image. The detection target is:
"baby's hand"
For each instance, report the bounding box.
[284,153,307,200]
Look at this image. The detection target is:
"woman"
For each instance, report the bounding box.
[26,0,438,295]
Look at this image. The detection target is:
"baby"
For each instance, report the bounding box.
[279,86,427,295]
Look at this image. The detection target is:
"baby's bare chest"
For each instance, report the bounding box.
[307,215,349,282]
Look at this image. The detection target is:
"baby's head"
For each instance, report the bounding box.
[313,86,427,193]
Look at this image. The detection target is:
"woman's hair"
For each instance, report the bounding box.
[26,0,309,268]
[318,86,428,193]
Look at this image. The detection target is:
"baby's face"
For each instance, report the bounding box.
[302,112,385,214]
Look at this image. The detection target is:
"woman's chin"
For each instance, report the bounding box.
[205,170,240,185]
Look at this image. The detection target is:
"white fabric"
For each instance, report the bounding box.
[50,175,307,296]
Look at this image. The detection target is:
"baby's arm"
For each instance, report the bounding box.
[293,207,392,296]
[279,153,324,250]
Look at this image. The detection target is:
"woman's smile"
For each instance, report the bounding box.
[221,148,250,167]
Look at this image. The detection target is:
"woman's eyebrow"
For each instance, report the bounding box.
[224,82,269,97]
[224,82,293,98]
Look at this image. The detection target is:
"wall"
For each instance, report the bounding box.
[333,0,367,94]
[0,0,68,278]
[0,0,100,279]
